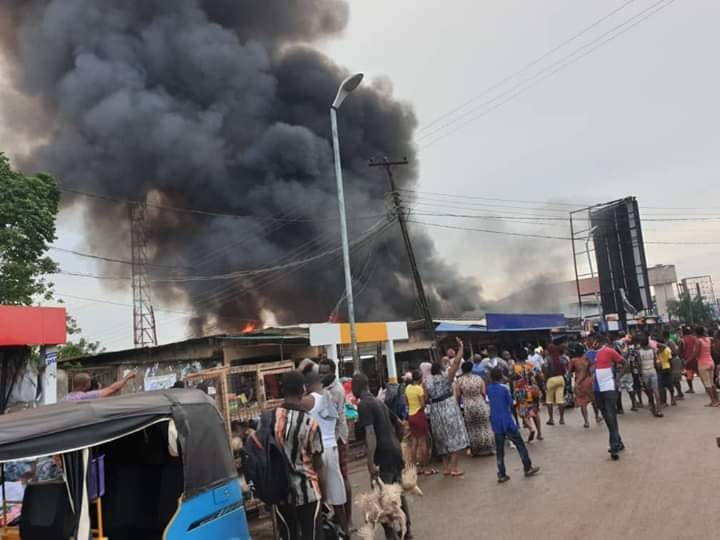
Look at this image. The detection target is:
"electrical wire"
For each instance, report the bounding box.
[408,209,720,225]
[60,185,387,223]
[407,219,572,240]
[49,246,193,269]
[418,0,677,149]
[408,218,720,246]
[400,188,720,213]
[397,188,584,209]
[400,192,720,221]
[418,0,639,134]
[56,271,130,280]
[52,218,394,283]
[188,222,395,338]
[149,219,392,283]
[85,218,396,343]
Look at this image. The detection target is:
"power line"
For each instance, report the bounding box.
[60,185,388,223]
[187,222,396,338]
[419,0,677,149]
[408,219,572,240]
[57,271,130,280]
[646,241,720,246]
[52,291,262,319]
[417,0,639,134]
[398,188,584,209]
[53,218,394,283]
[409,218,720,246]
[409,209,720,225]
[151,218,393,283]
[49,246,192,269]
[402,189,720,217]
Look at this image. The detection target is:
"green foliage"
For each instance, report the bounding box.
[58,316,104,360]
[0,153,60,304]
[667,292,715,325]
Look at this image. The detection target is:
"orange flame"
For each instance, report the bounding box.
[241,321,257,334]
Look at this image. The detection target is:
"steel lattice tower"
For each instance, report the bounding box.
[129,203,158,347]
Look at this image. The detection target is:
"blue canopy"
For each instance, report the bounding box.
[485,313,565,332]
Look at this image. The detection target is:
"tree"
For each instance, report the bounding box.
[667,292,714,325]
[58,316,104,361]
[0,153,60,304]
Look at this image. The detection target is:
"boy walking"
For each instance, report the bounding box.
[488,367,540,483]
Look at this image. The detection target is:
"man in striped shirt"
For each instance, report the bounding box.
[275,370,324,539]
[595,335,626,458]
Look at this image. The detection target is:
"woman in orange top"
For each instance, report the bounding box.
[695,326,720,407]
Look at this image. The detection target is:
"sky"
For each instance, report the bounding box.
[4,0,720,350]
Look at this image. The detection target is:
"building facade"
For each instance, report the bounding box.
[648,264,678,321]
[680,275,716,306]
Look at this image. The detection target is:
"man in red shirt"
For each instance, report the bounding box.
[594,335,626,459]
[680,325,698,394]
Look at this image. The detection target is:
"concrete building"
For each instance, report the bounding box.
[648,264,678,320]
[680,275,716,305]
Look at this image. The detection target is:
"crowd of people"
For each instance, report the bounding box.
[401,323,720,474]
[252,323,720,539]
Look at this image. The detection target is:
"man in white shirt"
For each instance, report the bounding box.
[307,372,349,536]
[529,347,545,371]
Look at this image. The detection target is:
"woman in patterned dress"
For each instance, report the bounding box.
[455,361,494,456]
[425,338,469,477]
[512,348,543,442]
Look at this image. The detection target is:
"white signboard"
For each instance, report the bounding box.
[43,347,58,405]
[143,373,177,391]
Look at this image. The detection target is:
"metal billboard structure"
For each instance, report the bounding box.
[570,197,652,328]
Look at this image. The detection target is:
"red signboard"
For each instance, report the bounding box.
[0,306,67,345]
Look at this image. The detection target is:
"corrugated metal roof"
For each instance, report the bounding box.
[435,322,487,333]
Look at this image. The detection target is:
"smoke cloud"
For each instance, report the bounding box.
[0,0,482,334]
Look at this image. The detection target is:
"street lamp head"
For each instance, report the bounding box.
[332,72,364,109]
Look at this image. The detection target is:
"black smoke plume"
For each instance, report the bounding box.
[0,0,482,334]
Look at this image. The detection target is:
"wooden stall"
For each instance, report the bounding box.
[184,360,294,442]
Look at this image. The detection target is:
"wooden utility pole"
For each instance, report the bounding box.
[369,157,438,361]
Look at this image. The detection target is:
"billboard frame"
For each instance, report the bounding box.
[570,197,652,327]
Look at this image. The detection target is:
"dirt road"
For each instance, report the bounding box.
[348,389,720,540]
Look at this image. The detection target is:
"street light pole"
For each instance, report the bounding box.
[330,73,364,373]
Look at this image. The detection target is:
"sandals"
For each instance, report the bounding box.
[450,471,465,478]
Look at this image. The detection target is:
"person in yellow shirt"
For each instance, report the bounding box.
[657,341,676,407]
[404,370,435,475]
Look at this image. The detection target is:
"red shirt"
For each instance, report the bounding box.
[595,346,624,370]
[681,335,698,361]
[595,346,624,392]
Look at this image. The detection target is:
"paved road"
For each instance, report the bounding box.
[347,389,720,540]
